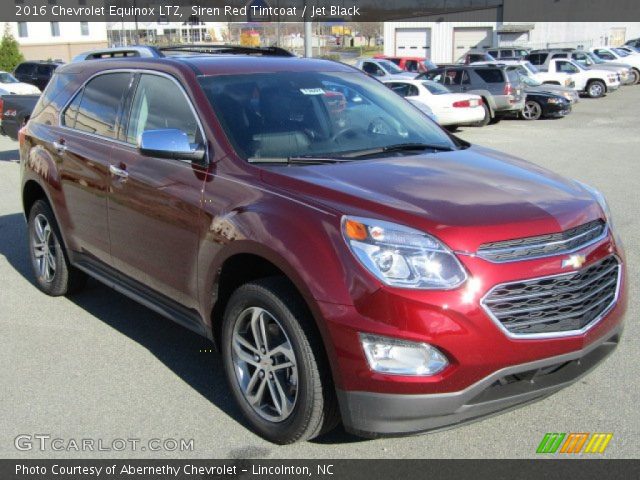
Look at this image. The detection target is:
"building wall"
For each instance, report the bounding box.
[385,21,640,63]
[3,22,108,62]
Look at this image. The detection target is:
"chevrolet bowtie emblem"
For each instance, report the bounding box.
[562,254,587,269]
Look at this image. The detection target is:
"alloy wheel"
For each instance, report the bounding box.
[31,213,56,283]
[231,307,298,422]
[589,82,604,97]
[522,101,542,120]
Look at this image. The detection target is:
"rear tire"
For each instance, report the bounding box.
[587,80,606,98]
[28,200,87,296]
[221,277,338,444]
[474,103,491,127]
[631,68,640,85]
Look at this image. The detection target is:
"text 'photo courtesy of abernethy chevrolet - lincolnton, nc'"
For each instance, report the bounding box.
[15,40,627,445]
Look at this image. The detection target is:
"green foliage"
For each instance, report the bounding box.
[0,25,25,72]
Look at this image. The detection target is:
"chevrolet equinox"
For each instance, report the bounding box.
[19,46,627,444]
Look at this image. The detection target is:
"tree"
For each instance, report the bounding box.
[354,23,382,47]
[0,24,24,72]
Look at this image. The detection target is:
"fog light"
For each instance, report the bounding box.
[359,333,448,376]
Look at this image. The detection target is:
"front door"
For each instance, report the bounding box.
[107,73,206,308]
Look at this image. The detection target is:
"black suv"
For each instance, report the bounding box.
[14,61,64,91]
[417,65,525,125]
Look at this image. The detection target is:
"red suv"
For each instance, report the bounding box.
[19,46,627,444]
[373,54,438,73]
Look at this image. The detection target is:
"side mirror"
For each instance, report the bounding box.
[139,129,206,163]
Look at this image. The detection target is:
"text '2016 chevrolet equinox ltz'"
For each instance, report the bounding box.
[19,47,627,444]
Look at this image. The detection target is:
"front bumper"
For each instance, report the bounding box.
[543,102,572,118]
[338,328,621,437]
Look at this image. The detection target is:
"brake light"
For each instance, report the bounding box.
[18,125,26,146]
[452,100,471,108]
[0,98,4,116]
[503,84,514,95]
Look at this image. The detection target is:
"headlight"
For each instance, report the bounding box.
[575,181,614,226]
[360,333,448,376]
[547,97,562,104]
[342,216,467,289]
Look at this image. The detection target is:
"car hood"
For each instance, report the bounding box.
[260,145,601,252]
[0,82,40,94]
[587,62,630,71]
[390,72,418,79]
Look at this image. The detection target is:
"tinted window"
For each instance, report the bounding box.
[443,69,465,86]
[63,90,83,128]
[474,69,505,83]
[36,64,54,75]
[594,49,616,60]
[501,49,514,57]
[362,62,383,76]
[488,50,498,58]
[404,60,419,72]
[552,53,568,59]
[15,63,35,75]
[74,73,132,138]
[31,73,71,118]
[126,74,201,145]
[528,53,548,65]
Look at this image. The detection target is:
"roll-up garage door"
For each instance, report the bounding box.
[453,27,493,60]
[395,28,431,57]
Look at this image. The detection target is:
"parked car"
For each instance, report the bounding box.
[0,71,40,95]
[384,79,485,128]
[0,94,39,140]
[539,49,637,85]
[590,47,640,80]
[528,56,620,98]
[625,37,640,49]
[520,90,572,120]
[355,58,417,81]
[418,65,525,125]
[14,61,63,91]
[373,55,438,74]
[487,47,530,60]
[514,70,579,104]
[19,47,627,444]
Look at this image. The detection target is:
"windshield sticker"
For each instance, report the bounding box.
[300,88,325,95]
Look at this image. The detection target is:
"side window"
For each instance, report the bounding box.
[443,69,463,86]
[552,53,568,59]
[405,60,418,72]
[63,90,83,128]
[16,63,34,76]
[362,62,383,76]
[474,69,505,83]
[556,61,579,73]
[595,49,616,60]
[461,71,471,84]
[73,73,132,138]
[126,74,201,146]
[425,71,443,83]
[488,50,498,58]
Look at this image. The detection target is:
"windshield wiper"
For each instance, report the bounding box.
[248,155,355,165]
[339,143,455,159]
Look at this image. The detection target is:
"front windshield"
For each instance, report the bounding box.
[0,73,19,84]
[377,60,404,74]
[585,52,605,64]
[423,60,438,70]
[199,71,455,161]
[613,48,629,57]
[519,75,541,87]
[523,61,539,74]
[422,81,450,95]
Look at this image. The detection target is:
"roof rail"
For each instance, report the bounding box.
[158,44,295,57]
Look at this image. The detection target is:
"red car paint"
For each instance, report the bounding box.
[19,55,626,435]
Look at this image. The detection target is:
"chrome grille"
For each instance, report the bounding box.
[477,220,607,262]
[482,256,620,336]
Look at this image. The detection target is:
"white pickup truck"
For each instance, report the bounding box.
[537,58,620,98]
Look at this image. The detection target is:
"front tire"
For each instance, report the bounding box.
[521,100,543,120]
[28,200,86,296]
[221,278,338,444]
[587,80,606,98]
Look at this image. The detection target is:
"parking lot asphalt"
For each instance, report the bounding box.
[1,87,638,459]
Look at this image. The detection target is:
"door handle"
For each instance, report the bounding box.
[109,164,129,179]
[52,141,66,153]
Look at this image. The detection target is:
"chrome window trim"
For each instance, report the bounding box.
[480,255,622,340]
[57,68,208,160]
[475,223,609,263]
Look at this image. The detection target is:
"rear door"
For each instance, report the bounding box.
[107,72,206,309]
[57,72,134,264]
